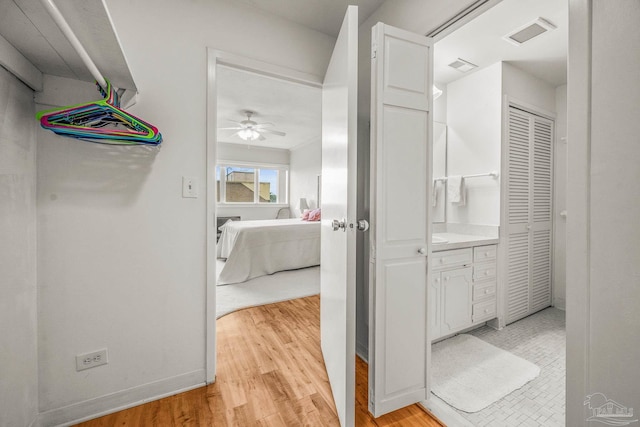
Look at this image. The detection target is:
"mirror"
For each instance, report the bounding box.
[432,121,447,223]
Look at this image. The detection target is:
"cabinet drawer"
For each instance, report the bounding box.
[432,248,472,270]
[472,300,496,322]
[473,281,497,302]
[474,245,497,262]
[473,262,497,281]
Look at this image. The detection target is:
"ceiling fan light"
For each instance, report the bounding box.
[238,128,260,141]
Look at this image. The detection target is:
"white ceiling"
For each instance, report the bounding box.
[217,65,321,151]
[228,0,385,37]
[0,0,136,90]
[434,0,568,87]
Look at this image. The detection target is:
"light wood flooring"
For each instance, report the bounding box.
[76,295,443,426]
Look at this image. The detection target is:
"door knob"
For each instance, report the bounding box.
[332,218,347,232]
[356,219,369,232]
[418,248,427,255]
[526,224,532,231]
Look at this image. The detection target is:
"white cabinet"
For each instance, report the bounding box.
[431,244,498,341]
[440,267,472,335]
[471,244,498,325]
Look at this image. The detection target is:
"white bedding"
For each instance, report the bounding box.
[216,218,321,285]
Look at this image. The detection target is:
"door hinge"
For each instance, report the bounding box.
[371,44,377,59]
[369,388,374,405]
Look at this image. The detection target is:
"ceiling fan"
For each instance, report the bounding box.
[219,111,286,141]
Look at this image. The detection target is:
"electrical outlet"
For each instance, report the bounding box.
[76,349,108,371]
[182,176,198,198]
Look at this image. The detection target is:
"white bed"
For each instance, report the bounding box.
[216,218,321,285]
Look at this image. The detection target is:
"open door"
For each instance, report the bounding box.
[368,23,433,417]
[320,5,358,427]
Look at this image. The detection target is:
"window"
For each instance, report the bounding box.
[216,163,288,204]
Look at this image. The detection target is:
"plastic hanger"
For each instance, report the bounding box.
[36,79,162,146]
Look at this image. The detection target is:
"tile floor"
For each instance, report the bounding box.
[446,308,566,426]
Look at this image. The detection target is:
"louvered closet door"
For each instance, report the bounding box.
[506,108,532,323]
[505,107,553,324]
[531,117,553,312]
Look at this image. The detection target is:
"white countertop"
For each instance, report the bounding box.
[432,232,499,251]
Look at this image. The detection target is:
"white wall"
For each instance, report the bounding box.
[35,0,335,422]
[567,1,640,424]
[0,66,38,427]
[553,85,567,310]
[217,142,290,220]
[217,142,289,165]
[433,82,447,123]
[502,62,557,114]
[446,62,503,225]
[445,62,557,226]
[289,141,321,217]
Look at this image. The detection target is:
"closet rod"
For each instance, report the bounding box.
[434,171,499,182]
[40,0,108,91]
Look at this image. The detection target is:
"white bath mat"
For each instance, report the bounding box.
[216,263,320,318]
[431,334,540,413]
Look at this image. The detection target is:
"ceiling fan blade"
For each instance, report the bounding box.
[218,127,244,130]
[258,134,266,141]
[255,123,274,128]
[260,128,286,137]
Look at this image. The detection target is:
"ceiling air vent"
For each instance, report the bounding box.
[448,58,478,73]
[504,18,556,46]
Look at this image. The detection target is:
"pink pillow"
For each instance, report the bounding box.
[302,210,310,220]
[308,208,321,221]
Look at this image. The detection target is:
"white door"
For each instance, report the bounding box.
[369,23,433,417]
[429,273,442,340]
[505,106,554,324]
[320,6,358,427]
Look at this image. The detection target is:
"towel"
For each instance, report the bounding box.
[447,175,466,205]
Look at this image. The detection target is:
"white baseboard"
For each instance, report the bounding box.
[38,369,205,427]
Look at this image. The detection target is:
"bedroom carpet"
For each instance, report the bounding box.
[216,260,320,318]
[431,334,540,413]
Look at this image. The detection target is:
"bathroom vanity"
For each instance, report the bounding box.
[430,233,499,341]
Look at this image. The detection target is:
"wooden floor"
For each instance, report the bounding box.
[76,295,443,426]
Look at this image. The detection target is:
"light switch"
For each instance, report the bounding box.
[182,176,198,198]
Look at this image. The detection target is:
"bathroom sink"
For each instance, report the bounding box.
[432,236,448,244]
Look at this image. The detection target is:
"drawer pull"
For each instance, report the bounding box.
[484,289,489,294]
[484,271,488,276]
[485,252,489,256]
[435,277,440,283]
[444,276,449,281]
[484,309,489,314]
[439,258,444,264]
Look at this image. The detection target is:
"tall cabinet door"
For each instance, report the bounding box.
[505,106,554,324]
[369,22,432,418]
